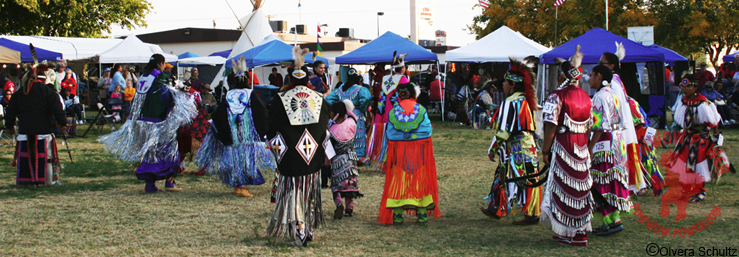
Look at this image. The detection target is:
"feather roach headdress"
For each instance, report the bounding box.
[227,55,251,89]
[289,46,311,86]
[392,51,408,69]
[558,45,584,87]
[506,57,538,110]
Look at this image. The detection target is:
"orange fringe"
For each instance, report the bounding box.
[378,138,441,225]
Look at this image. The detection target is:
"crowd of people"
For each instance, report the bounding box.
[3,42,735,248]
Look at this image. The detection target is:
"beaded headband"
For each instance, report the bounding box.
[504,71,523,83]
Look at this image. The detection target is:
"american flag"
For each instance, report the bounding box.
[554,0,567,6]
[479,0,489,8]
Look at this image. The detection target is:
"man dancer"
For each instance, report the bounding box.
[267,47,330,247]
[5,63,66,187]
[540,46,594,246]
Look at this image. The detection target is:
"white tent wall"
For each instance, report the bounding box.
[0,45,20,63]
[210,8,275,87]
[0,35,122,60]
[445,26,549,63]
[97,35,177,64]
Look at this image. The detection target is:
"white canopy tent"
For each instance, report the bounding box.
[210,8,275,86]
[445,26,549,62]
[0,45,20,63]
[177,56,227,66]
[0,35,122,60]
[97,35,177,63]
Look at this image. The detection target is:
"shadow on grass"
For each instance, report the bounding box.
[0,178,131,200]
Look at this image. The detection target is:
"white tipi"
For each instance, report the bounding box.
[210,7,274,86]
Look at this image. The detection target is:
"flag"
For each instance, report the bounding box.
[317,23,323,57]
[554,0,567,7]
[298,0,301,7]
[479,0,489,8]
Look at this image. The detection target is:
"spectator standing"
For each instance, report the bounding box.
[61,68,78,96]
[1,89,11,107]
[164,63,175,85]
[696,62,716,88]
[188,67,202,91]
[309,60,329,94]
[268,67,283,87]
[54,62,66,92]
[123,80,136,116]
[108,64,126,94]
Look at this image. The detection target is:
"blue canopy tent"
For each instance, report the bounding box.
[723,52,737,63]
[539,27,666,128]
[224,40,328,68]
[178,52,199,59]
[648,45,687,66]
[336,31,438,64]
[209,49,232,58]
[0,38,63,62]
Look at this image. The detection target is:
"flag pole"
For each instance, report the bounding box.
[555,6,558,46]
[605,0,609,31]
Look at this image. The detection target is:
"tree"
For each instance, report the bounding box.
[470,0,739,68]
[0,0,152,38]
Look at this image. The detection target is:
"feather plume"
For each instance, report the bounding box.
[311,51,317,62]
[392,51,397,62]
[571,45,584,68]
[523,55,540,67]
[342,99,355,113]
[615,42,625,61]
[508,57,538,110]
[292,46,308,69]
[398,53,408,59]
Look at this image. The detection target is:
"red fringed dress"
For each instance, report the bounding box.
[378,98,441,225]
[485,92,541,217]
[366,74,409,170]
[666,94,728,195]
[540,85,594,237]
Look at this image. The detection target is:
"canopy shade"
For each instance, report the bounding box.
[225,39,328,68]
[0,38,63,62]
[0,45,21,63]
[209,49,231,58]
[97,35,177,63]
[446,26,549,63]
[723,52,737,63]
[335,31,438,64]
[178,52,199,59]
[540,28,664,64]
[647,45,687,66]
[0,35,122,60]
[178,56,227,66]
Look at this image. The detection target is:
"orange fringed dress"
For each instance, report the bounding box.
[378,99,441,225]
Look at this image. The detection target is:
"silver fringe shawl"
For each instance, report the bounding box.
[195,108,276,186]
[98,88,198,164]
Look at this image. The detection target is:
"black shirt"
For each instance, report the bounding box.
[5,82,66,134]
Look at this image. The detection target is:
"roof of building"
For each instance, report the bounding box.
[137,27,242,44]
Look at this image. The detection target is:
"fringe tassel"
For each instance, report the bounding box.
[378,138,441,225]
[267,172,323,244]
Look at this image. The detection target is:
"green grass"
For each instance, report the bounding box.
[0,115,737,256]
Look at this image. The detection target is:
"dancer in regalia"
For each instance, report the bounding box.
[327,100,364,219]
[626,96,665,196]
[6,63,66,186]
[378,82,441,225]
[600,45,647,193]
[481,58,542,225]
[196,57,275,197]
[366,52,409,169]
[325,68,372,162]
[665,74,732,203]
[587,65,631,236]
[267,47,330,247]
[540,46,594,246]
[100,54,197,193]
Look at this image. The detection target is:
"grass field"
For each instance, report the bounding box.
[1,115,738,256]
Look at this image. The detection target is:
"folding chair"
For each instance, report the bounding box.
[80,103,118,137]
